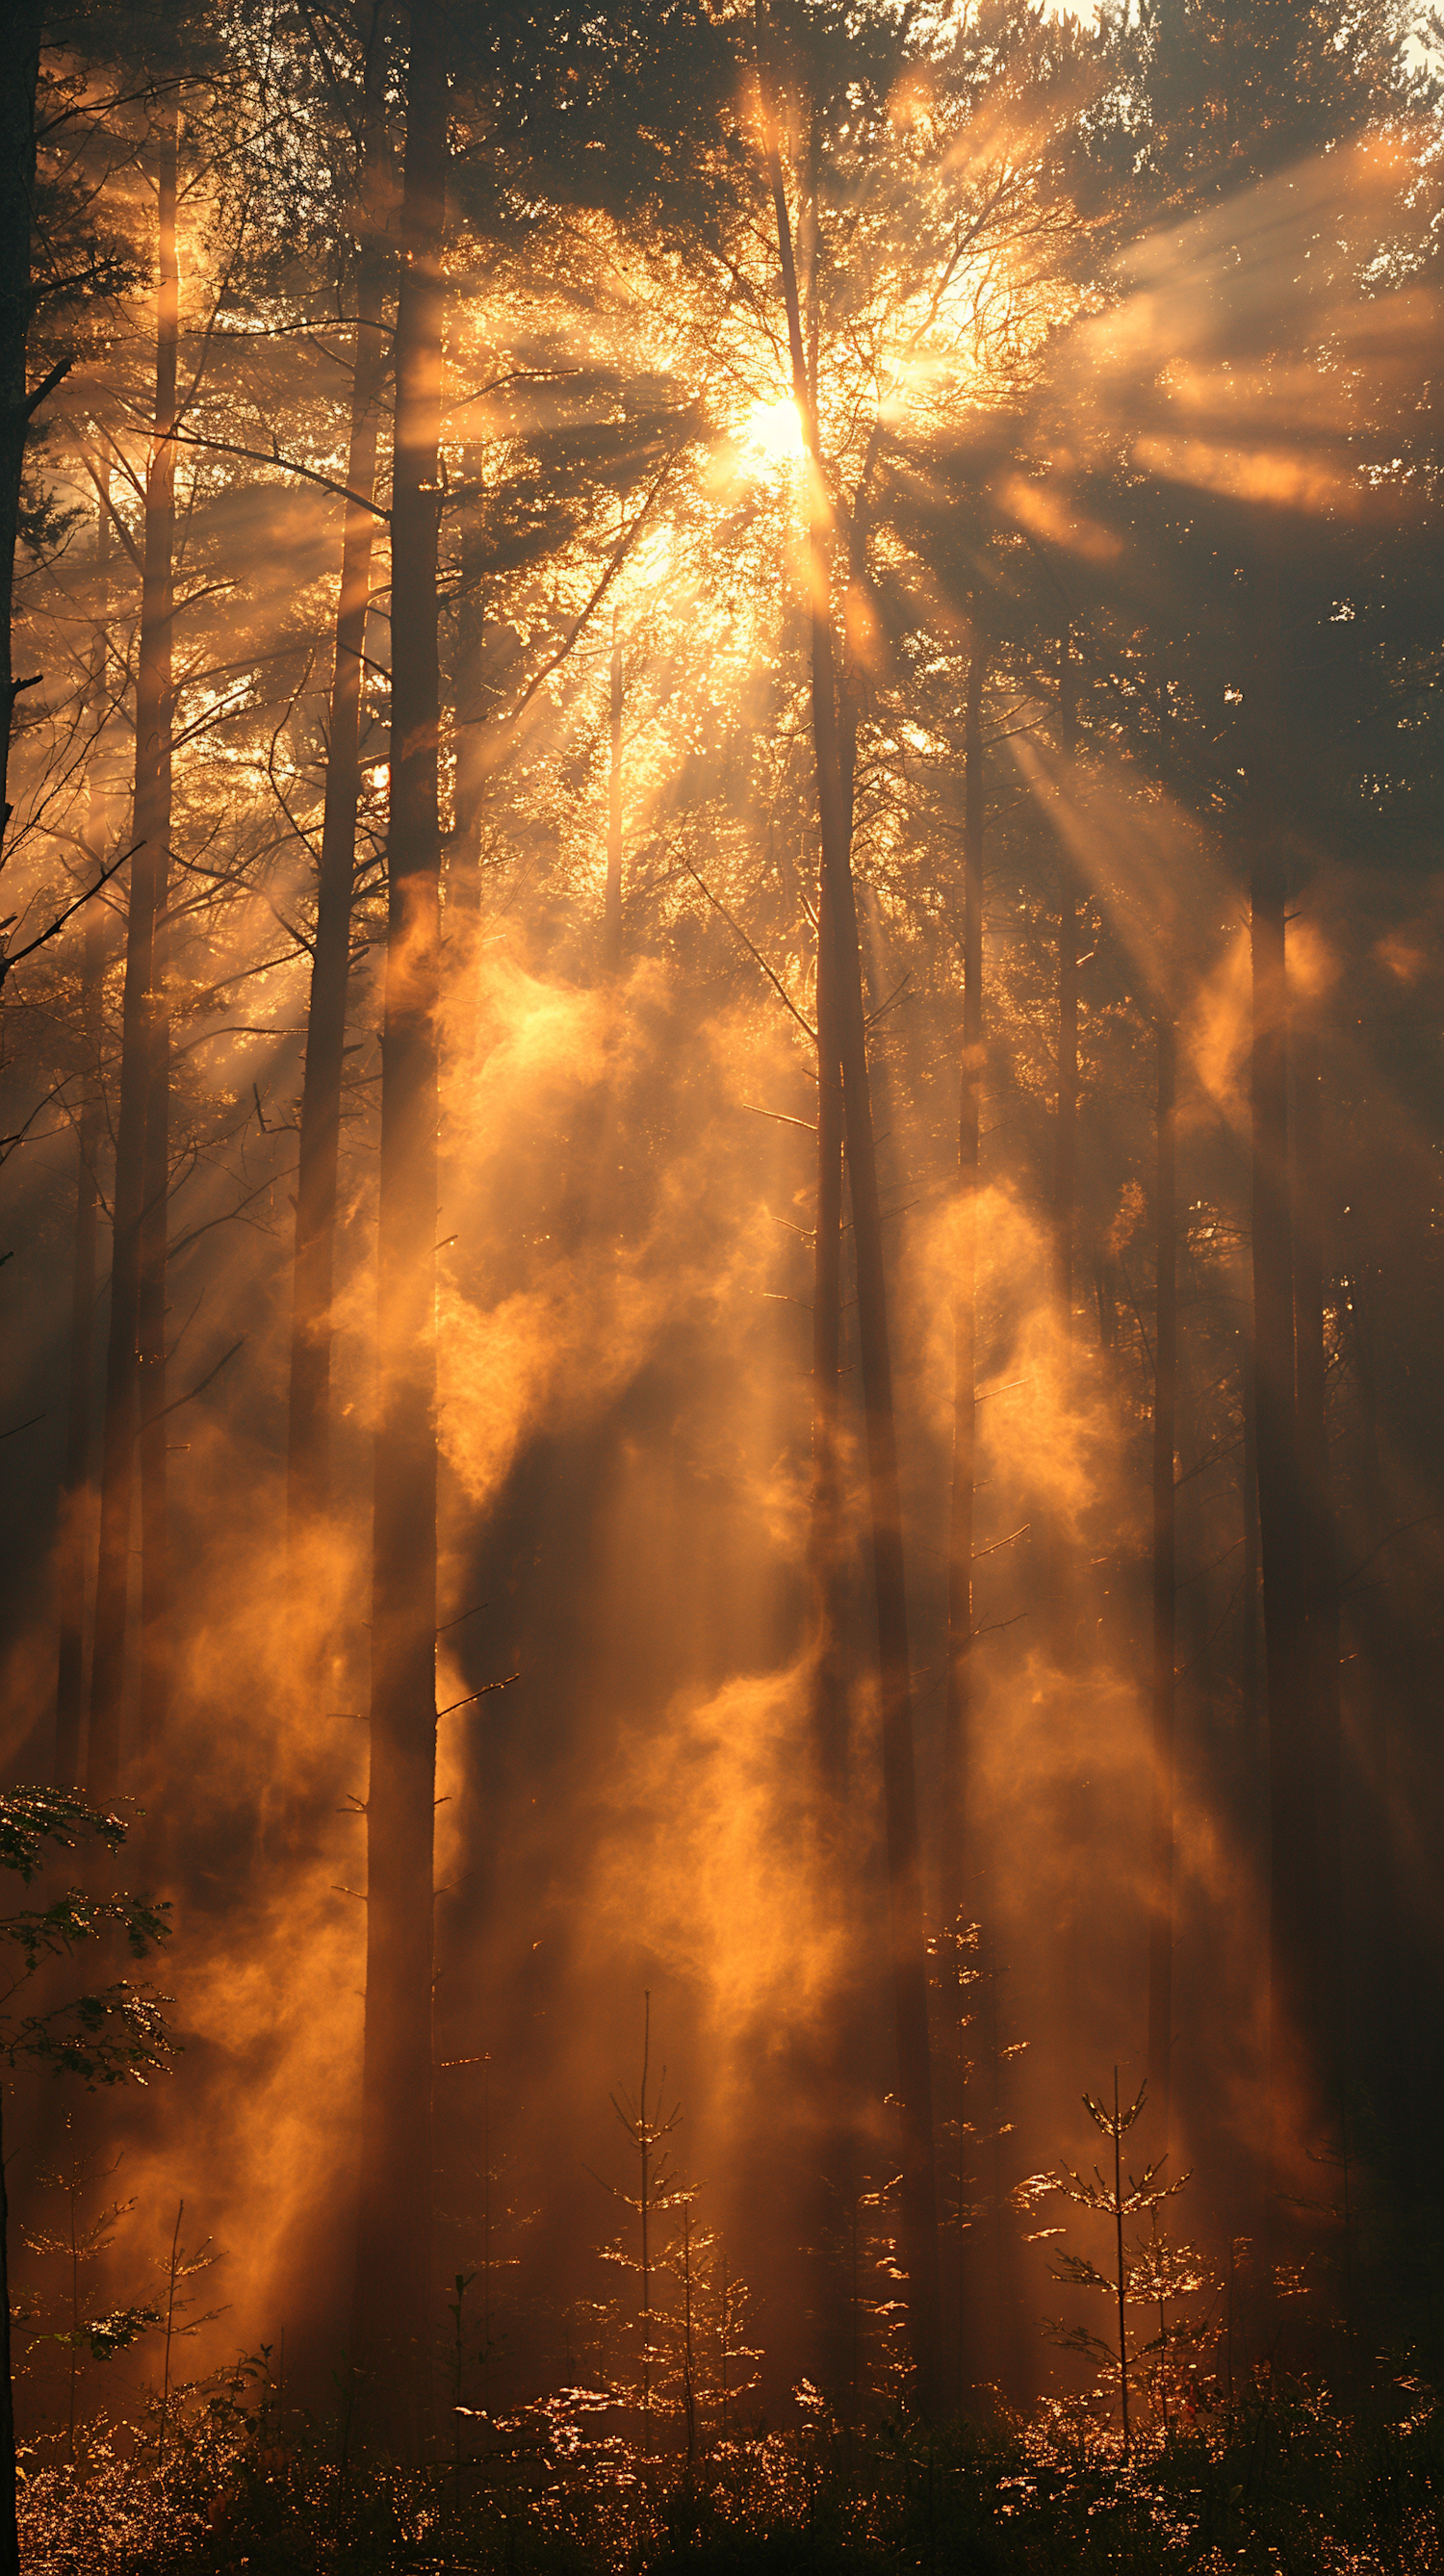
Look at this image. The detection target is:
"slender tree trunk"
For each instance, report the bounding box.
[1053,628,1077,1359]
[1147,1018,1177,2151]
[942,646,984,1912]
[55,502,110,1782]
[355,0,446,2437]
[88,109,179,1800]
[1292,1022,1341,2082]
[604,605,623,971]
[129,104,180,1759]
[1248,552,1314,2091]
[446,436,496,923]
[1049,631,1080,1686]
[0,0,44,866]
[809,832,847,1789]
[136,758,174,1755]
[1240,1297,1261,1747]
[287,152,388,1532]
[809,435,867,1802]
[759,19,941,2409]
[136,120,180,1762]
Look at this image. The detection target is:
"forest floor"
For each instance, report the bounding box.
[15,2374,1442,2574]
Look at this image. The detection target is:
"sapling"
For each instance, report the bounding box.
[448,2271,475,2501]
[23,2134,159,2459]
[439,2050,533,2428]
[153,2202,222,2471]
[1031,2071,1193,2447]
[591,1994,686,2450]
[715,2249,761,2446]
[669,2202,706,2468]
[816,2169,912,2436]
[927,1911,980,2396]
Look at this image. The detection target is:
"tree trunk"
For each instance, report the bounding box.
[1053,628,1077,1361]
[604,604,622,970]
[1240,1296,1261,1753]
[759,22,941,2409]
[1147,1017,1177,2152]
[809,829,847,1790]
[287,119,388,1533]
[1049,627,1079,1678]
[55,499,109,1783]
[0,0,44,866]
[88,107,179,1800]
[354,0,446,2439]
[135,104,181,1762]
[1292,1021,1341,2087]
[448,441,486,924]
[942,645,984,1913]
[1248,553,1314,2088]
[809,442,868,1804]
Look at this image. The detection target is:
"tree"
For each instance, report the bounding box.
[286,0,394,1540]
[88,100,181,1797]
[0,2,59,864]
[758,10,941,2408]
[1039,2071,1185,2450]
[353,0,447,2438]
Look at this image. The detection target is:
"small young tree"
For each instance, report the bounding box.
[1034,2072,1194,2449]
[0,1789,172,2576]
[814,2167,914,2436]
[152,2202,222,2471]
[22,2133,158,2461]
[591,1994,685,2451]
[713,2247,761,2448]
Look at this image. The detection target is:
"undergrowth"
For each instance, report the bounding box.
[14,2368,1443,2574]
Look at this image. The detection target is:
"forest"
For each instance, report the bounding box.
[0,0,1442,2566]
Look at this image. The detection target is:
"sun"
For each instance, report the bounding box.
[740,393,806,464]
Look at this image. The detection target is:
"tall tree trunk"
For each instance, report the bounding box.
[942,645,984,1912]
[1292,1021,1341,2086]
[1240,1296,1261,1752]
[1147,1017,1177,2152]
[55,499,109,1782]
[0,0,45,867]
[287,107,389,1533]
[447,438,505,924]
[354,0,446,2437]
[604,604,622,971]
[809,438,869,1803]
[759,16,941,2410]
[88,108,179,1800]
[1053,628,1077,1363]
[809,829,847,1790]
[1248,551,1314,2092]
[1049,629,1080,1681]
